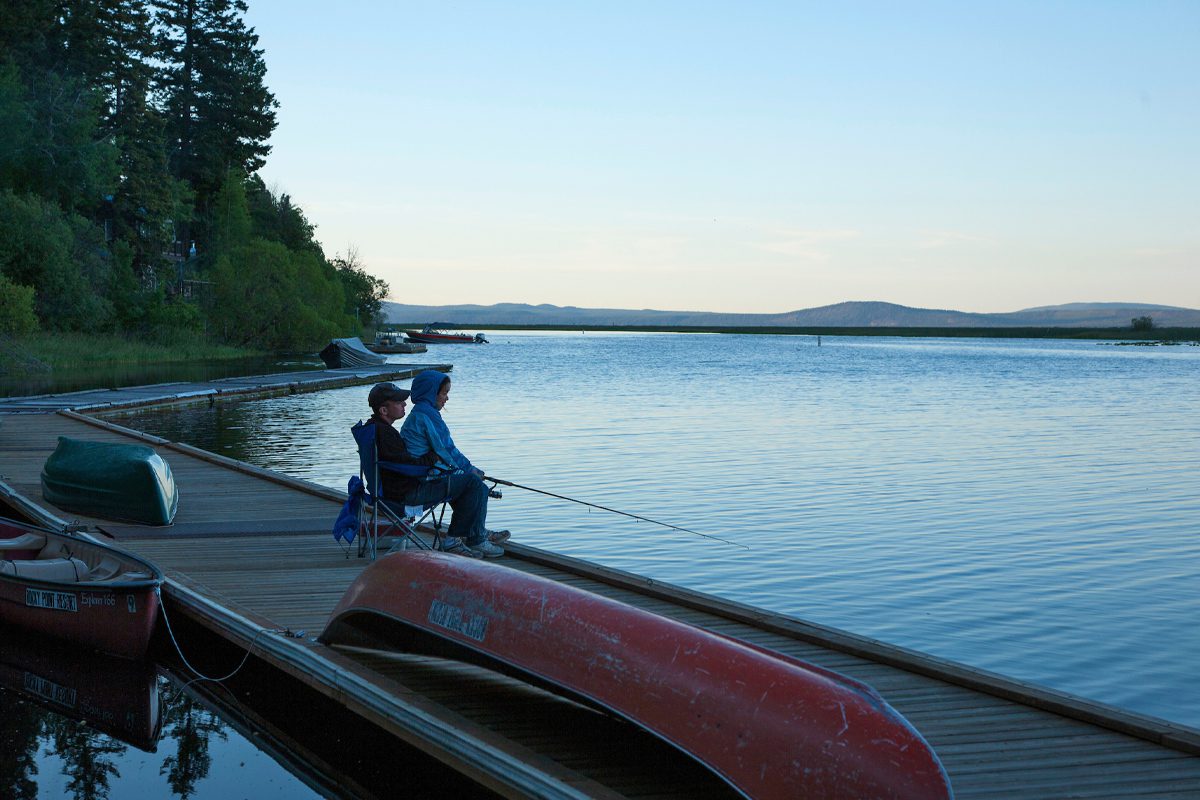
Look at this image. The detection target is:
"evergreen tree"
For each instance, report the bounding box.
[0,0,387,349]
[110,81,190,272]
[155,0,277,245]
[52,0,157,126]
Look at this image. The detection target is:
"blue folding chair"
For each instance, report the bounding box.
[350,421,449,558]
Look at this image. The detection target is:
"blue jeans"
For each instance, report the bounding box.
[403,471,488,546]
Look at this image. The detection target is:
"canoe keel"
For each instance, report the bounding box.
[321,552,953,800]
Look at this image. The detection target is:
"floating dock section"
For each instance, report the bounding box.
[0,364,449,414]
[2,410,1199,798]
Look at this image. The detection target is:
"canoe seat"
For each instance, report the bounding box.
[0,532,46,560]
[0,532,46,551]
[0,557,91,582]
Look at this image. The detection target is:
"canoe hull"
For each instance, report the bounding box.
[41,436,178,526]
[1,519,163,659]
[321,552,953,800]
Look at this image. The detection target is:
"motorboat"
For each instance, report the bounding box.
[364,331,428,354]
[402,324,488,344]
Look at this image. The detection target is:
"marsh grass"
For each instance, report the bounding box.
[4,332,262,371]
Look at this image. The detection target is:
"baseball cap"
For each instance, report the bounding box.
[368,382,410,409]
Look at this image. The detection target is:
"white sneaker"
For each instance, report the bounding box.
[470,540,505,559]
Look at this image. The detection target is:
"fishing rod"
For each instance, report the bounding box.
[484,476,749,550]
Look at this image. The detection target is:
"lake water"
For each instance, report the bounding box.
[117,331,1200,733]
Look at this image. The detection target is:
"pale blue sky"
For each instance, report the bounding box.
[246,1,1198,313]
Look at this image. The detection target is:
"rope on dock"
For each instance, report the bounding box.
[156,585,291,684]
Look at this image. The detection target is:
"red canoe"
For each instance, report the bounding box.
[0,517,163,659]
[321,552,953,800]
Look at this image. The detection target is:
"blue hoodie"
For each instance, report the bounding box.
[400,370,474,473]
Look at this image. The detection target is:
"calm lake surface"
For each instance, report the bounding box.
[116,331,1200,732]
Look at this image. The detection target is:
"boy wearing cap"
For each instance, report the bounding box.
[368,381,500,558]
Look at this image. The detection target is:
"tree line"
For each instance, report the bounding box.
[0,0,386,350]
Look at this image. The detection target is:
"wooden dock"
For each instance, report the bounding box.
[3,410,1199,799]
[0,363,450,414]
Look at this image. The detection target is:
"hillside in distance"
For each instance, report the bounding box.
[382,301,1200,328]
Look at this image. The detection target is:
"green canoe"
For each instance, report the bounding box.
[41,437,179,526]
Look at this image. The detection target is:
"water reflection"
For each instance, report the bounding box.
[0,624,499,800]
[0,631,317,800]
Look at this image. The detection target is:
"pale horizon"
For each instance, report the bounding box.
[380,297,1199,316]
[247,2,1198,315]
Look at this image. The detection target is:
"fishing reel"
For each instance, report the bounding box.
[488,487,503,500]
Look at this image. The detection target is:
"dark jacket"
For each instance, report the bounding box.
[370,414,438,500]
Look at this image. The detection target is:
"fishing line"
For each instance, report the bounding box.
[485,476,749,550]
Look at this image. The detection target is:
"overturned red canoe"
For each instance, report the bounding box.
[321,551,953,800]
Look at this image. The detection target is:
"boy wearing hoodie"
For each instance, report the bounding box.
[399,370,506,558]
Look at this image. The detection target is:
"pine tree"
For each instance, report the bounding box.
[154,0,277,245]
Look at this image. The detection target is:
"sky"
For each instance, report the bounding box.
[244,1,1199,314]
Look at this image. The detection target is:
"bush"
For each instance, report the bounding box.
[0,274,38,334]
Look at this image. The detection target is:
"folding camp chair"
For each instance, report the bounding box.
[350,421,450,559]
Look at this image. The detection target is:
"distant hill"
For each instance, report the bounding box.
[382,301,1200,329]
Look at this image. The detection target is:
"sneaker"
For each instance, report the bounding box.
[438,537,479,557]
[486,528,511,544]
[469,540,505,559]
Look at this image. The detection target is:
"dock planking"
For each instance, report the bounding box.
[2,411,1199,798]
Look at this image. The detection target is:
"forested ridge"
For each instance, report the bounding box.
[0,0,386,351]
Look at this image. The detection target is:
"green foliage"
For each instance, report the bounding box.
[1132,316,1155,331]
[0,1,392,355]
[0,190,113,330]
[208,237,351,350]
[108,241,203,339]
[156,0,278,226]
[0,62,118,215]
[332,248,390,329]
[0,273,38,334]
[209,169,253,258]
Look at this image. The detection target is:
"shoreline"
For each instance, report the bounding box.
[388,323,1200,342]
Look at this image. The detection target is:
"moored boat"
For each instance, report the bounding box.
[41,436,179,526]
[321,551,953,800]
[0,516,163,659]
[319,336,388,368]
[402,323,488,344]
[364,331,428,354]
